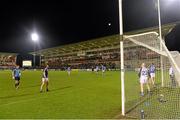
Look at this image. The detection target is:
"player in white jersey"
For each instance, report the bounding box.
[40,65,49,92]
[138,63,150,96]
[169,66,176,87]
[67,67,71,76]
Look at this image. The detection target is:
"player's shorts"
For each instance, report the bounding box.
[15,77,20,81]
[42,78,48,82]
[170,75,175,80]
[150,73,155,78]
[140,76,148,84]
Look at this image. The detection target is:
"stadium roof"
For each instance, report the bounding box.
[33,22,178,57]
[0,52,17,56]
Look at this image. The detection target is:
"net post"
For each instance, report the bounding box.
[157,0,164,87]
[119,0,125,116]
[120,35,125,116]
[158,1,180,87]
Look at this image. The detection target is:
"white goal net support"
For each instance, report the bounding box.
[124,32,180,87]
[123,31,180,119]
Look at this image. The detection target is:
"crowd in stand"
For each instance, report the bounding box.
[0,47,161,71]
[0,55,16,69]
[41,62,116,70]
[42,47,161,70]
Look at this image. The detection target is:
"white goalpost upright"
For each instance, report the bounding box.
[118,0,125,116]
[157,0,180,87]
[157,0,164,87]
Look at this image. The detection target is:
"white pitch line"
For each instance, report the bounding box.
[0,87,75,107]
[0,98,38,107]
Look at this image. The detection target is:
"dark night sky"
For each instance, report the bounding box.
[0,0,180,53]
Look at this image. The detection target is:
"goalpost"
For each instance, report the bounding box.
[119,0,180,118]
[118,0,125,116]
[157,0,165,87]
[122,31,180,119]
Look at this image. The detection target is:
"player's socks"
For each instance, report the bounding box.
[15,83,18,88]
[16,85,19,89]
[140,92,144,96]
[46,88,49,92]
[40,88,43,92]
[148,91,152,95]
[17,82,20,89]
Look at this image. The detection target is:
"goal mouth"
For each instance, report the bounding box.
[126,87,180,119]
[123,31,180,119]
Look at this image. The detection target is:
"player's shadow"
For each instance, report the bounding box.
[21,84,40,89]
[0,86,73,100]
[50,86,73,92]
[0,93,36,100]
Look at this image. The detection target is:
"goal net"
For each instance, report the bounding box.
[123,31,180,119]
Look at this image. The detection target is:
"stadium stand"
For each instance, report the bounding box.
[31,23,177,70]
[0,52,17,69]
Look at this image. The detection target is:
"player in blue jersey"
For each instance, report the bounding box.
[67,66,71,76]
[138,63,150,96]
[149,63,156,86]
[40,65,49,92]
[95,65,99,73]
[12,65,21,89]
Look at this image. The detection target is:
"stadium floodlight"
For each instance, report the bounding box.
[31,33,39,42]
[31,32,39,67]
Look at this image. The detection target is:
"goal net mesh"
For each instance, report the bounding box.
[123,32,180,119]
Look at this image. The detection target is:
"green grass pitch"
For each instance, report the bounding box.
[0,70,141,119]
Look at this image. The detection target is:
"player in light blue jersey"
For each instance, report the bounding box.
[138,63,150,96]
[12,65,21,89]
[149,63,156,86]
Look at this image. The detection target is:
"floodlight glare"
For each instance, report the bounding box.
[31,33,39,42]
[168,0,176,3]
[164,0,178,6]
